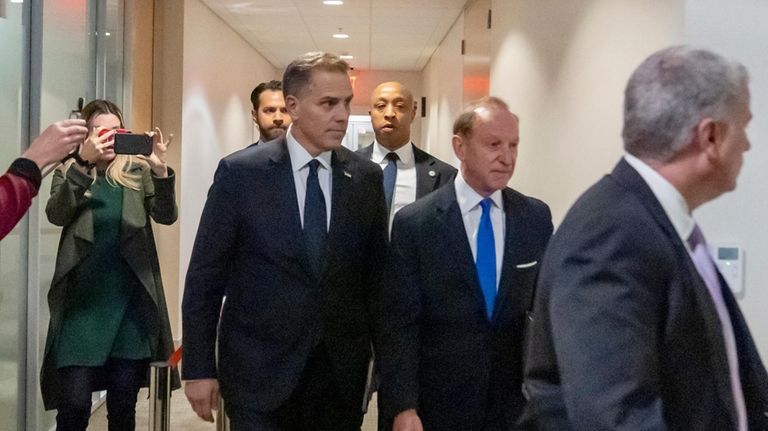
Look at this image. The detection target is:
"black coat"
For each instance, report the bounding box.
[378,184,553,430]
[522,159,768,430]
[182,139,388,412]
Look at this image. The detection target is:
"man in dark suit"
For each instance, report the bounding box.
[522,46,768,430]
[182,52,387,431]
[248,80,290,147]
[357,81,456,421]
[378,96,553,431]
[357,81,456,228]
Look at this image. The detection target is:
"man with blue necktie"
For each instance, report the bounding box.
[358,81,456,230]
[377,96,553,431]
[182,52,388,431]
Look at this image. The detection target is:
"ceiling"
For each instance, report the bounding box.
[199,0,469,71]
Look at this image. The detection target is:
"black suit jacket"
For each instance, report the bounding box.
[182,138,388,412]
[378,184,553,430]
[522,159,768,430]
[356,143,456,199]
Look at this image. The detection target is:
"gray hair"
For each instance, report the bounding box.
[282,52,350,98]
[622,45,749,161]
[453,96,513,138]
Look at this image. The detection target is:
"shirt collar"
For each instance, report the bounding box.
[454,170,503,215]
[287,125,332,172]
[372,140,414,165]
[624,153,694,244]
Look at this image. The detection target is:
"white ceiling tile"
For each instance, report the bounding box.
[199,0,467,71]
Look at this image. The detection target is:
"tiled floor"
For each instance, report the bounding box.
[87,389,379,430]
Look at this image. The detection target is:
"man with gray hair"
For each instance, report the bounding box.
[182,51,387,430]
[522,46,768,430]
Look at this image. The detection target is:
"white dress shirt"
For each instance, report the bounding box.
[371,141,417,229]
[454,172,505,291]
[624,153,747,431]
[287,127,332,230]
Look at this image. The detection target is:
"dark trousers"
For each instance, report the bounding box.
[228,347,363,431]
[55,358,149,431]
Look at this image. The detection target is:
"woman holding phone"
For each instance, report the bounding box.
[41,99,179,430]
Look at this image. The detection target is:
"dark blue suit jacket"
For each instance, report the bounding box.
[378,183,553,430]
[182,139,388,412]
[522,159,768,430]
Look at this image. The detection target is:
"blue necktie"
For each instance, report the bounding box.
[304,159,327,277]
[382,152,399,212]
[476,198,497,320]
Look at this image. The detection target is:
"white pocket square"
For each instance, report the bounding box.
[515,261,538,269]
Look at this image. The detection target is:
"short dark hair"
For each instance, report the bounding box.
[282,52,350,99]
[453,96,510,138]
[250,80,283,111]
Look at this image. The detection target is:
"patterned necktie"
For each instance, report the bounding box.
[476,198,497,320]
[687,224,747,431]
[383,152,399,213]
[304,159,327,277]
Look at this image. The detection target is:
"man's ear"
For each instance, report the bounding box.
[696,117,727,160]
[251,109,258,122]
[452,134,466,161]
[285,95,299,120]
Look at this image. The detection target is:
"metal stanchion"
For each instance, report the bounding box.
[216,395,230,431]
[149,361,172,431]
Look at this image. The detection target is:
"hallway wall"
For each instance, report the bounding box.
[685,0,768,361]
[490,0,685,223]
[153,0,280,336]
[420,13,464,166]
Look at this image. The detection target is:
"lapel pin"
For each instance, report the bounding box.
[344,171,352,178]
[428,170,436,177]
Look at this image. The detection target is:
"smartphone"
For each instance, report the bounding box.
[114,132,153,156]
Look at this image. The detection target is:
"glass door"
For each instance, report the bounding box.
[0,1,29,429]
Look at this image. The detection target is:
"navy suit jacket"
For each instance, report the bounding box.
[522,159,768,430]
[356,143,456,199]
[182,139,388,412]
[378,183,553,430]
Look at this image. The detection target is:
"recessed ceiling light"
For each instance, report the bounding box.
[10,0,23,3]
[333,28,349,39]
[340,55,354,60]
[323,0,344,5]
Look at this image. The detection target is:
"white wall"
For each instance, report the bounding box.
[490,0,685,223]
[685,0,768,360]
[178,0,279,330]
[421,13,464,166]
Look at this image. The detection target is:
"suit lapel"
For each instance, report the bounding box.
[719,269,768,422]
[267,142,312,278]
[320,148,353,280]
[613,159,738,422]
[435,186,488,321]
[491,189,523,322]
[414,145,440,198]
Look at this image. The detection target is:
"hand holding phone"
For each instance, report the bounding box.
[136,127,172,177]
